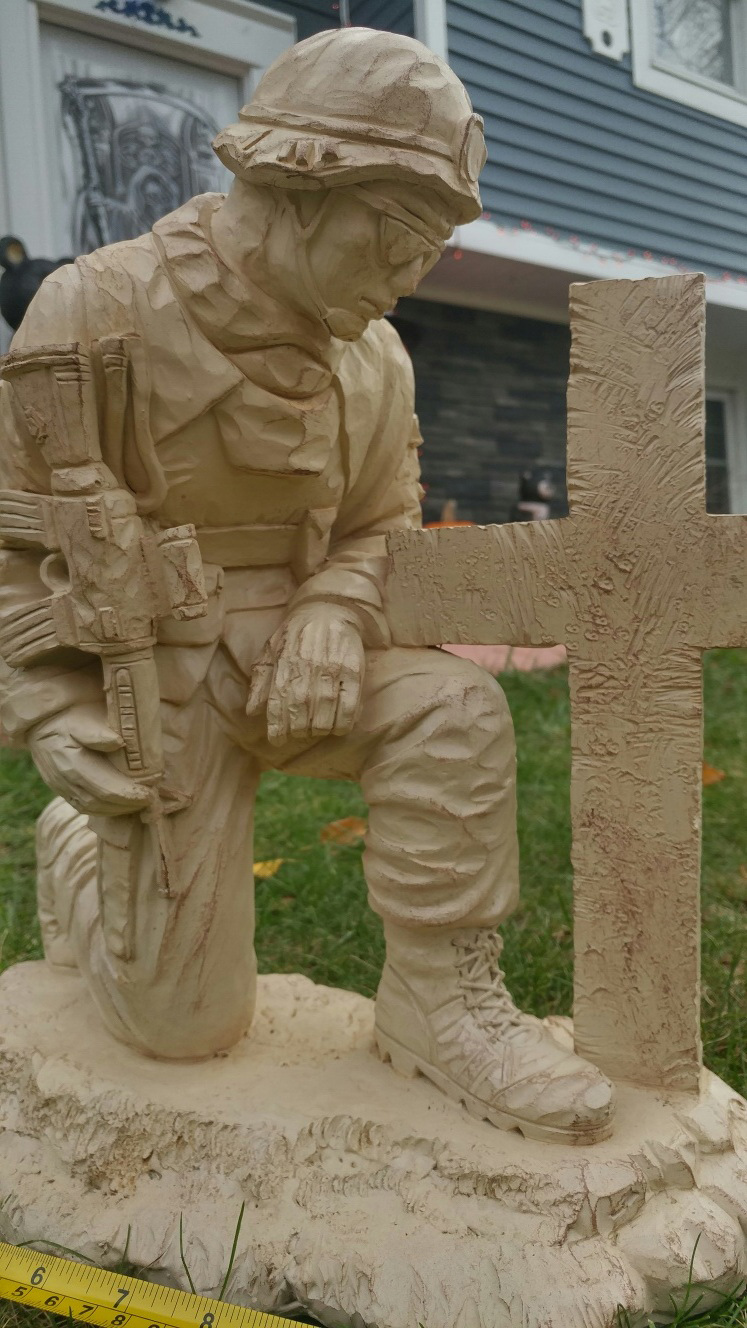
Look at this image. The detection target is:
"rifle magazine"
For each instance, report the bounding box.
[0,490,57,549]
[0,598,58,666]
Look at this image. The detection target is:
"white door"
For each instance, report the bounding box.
[40,23,240,256]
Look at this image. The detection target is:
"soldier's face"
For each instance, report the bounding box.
[303,185,451,340]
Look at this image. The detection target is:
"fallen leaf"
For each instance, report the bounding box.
[702,763,726,786]
[320,816,368,845]
[740,865,747,883]
[253,859,285,878]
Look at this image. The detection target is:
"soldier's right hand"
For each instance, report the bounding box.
[28,703,152,817]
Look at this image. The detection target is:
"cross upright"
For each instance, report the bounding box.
[386,273,747,1093]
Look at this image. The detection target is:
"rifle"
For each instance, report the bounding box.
[0,340,208,958]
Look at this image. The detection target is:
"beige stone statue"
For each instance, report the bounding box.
[0,27,612,1143]
[1,28,746,1328]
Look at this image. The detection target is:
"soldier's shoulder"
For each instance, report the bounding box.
[11,259,85,346]
[17,234,157,335]
[75,232,161,296]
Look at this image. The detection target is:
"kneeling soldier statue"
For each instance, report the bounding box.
[0,28,613,1143]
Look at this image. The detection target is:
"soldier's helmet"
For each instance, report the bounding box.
[213,27,486,225]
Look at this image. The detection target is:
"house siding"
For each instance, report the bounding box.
[448,0,747,277]
[256,0,414,42]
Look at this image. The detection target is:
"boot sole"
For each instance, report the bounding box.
[375,1028,614,1147]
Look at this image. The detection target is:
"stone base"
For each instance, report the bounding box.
[0,963,746,1328]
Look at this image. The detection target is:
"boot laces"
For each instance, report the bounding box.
[453,931,540,1044]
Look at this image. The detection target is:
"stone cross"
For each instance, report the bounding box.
[386,274,747,1093]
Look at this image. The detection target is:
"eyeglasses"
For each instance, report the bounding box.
[347,184,449,270]
[378,214,446,268]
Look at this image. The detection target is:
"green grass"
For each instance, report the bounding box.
[0,650,746,1327]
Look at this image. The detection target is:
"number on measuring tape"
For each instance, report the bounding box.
[0,1239,302,1328]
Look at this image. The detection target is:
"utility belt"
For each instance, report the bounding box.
[197,524,296,568]
[196,508,336,578]
[0,507,337,670]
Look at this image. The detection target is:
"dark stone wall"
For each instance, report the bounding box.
[392,296,730,523]
[392,297,571,526]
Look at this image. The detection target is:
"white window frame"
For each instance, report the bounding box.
[413,0,447,61]
[629,0,747,126]
[707,385,747,512]
[0,0,295,255]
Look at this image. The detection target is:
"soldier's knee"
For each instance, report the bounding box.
[100,969,256,1061]
[444,652,508,702]
[366,647,514,757]
[425,651,512,731]
[411,655,514,768]
[124,1002,252,1061]
[143,1014,250,1061]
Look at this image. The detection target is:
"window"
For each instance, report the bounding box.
[706,395,732,512]
[630,0,747,125]
[706,389,747,514]
[654,0,737,87]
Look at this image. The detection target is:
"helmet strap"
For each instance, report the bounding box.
[286,192,361,337]
[285,192,334,325]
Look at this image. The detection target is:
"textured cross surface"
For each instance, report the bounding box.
[386,273,747,1092]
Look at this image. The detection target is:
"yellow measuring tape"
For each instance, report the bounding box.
[0,1241,295,1327]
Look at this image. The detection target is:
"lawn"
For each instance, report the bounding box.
[0,650,745,1328]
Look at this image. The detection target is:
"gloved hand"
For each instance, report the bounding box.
[29,701,151,817]
[246,603,365,745]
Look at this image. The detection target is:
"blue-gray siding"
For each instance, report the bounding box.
[258,0,413,43]
[448,0,747,277]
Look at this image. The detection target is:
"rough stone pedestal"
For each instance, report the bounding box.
[1,962,746,1328]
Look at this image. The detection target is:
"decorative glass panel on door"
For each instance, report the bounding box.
[40,24,241,255]
[654,0,735,85]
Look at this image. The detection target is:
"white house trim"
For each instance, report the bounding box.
[35,0,294,74]
[0,2,51,251]
[452,218,747,313]
[581,0,630,61]
[0,0,294,257]
[413,0,447,62]
[710,385,747,514]
[629,0,747,128]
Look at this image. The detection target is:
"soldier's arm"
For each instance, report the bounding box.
[286,323,423,648]
[0,265,104,745]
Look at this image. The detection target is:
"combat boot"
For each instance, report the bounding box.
[375,923,615,1144]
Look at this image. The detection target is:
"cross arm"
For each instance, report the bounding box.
[385,519,570,647]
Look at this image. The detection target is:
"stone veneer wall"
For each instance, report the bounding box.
[393,296,571,526]
[393,296,730,525]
